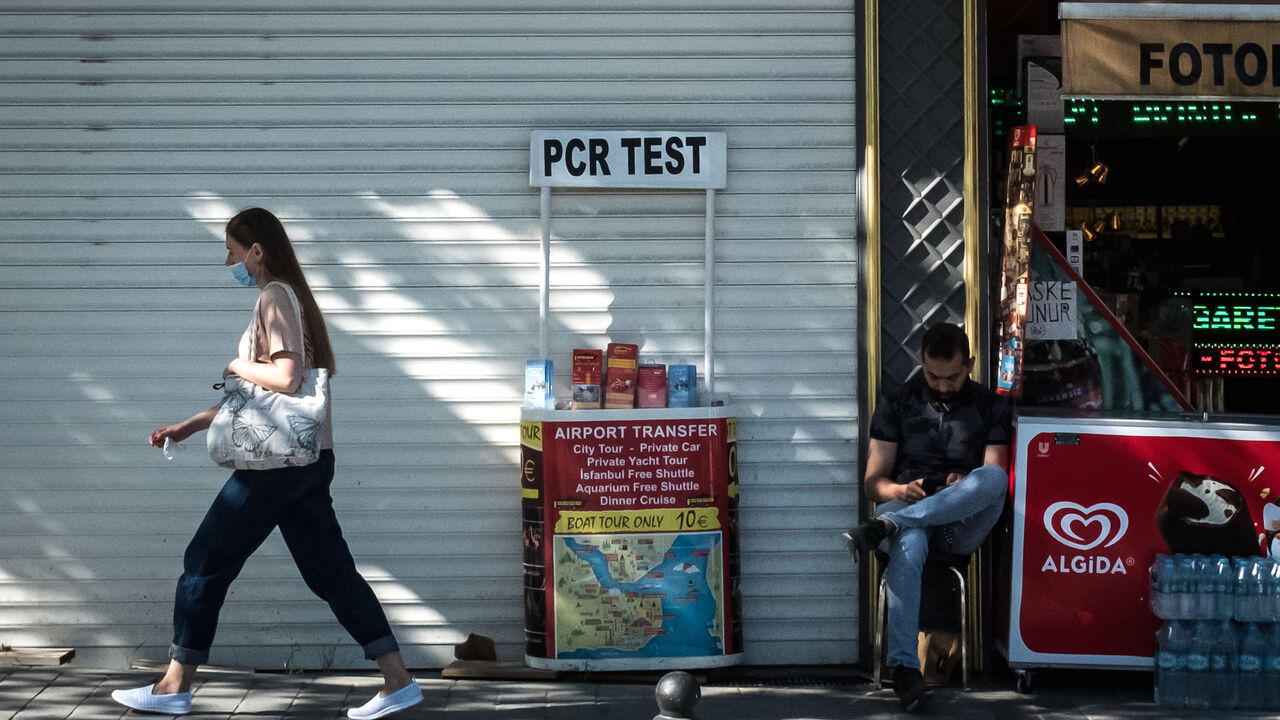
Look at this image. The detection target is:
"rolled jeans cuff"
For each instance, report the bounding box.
[169,643,209,666]
[363,634,400,661]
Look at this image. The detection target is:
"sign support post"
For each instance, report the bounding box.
[530,130,727,390]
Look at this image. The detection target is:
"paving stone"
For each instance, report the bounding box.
[0,665,1181,720]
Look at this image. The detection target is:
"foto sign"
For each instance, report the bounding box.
[1062,4,1280,98]
[530,130,727,189]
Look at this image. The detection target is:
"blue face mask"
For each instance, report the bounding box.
[229,261,256,288]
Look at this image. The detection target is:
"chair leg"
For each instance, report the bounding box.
[873,573,887,689]
[947,566,969,691]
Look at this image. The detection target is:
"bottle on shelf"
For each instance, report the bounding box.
[1232,557,1265,622]
[1149,554,1172,618]
[1177,555,1198,619]
[1154,620,1185,707]
[1195,555,1217,620]
[1208,619,1237,709]
[1184,620,1213,710]
[1211,555,1233,620]
[1264,623,1280,711]
[1237,621,1266,711]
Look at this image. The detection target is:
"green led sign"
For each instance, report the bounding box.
[1129,103,1259,125]
[1193,304,1279,331]
[1179,291,1280,344]
[1063,99,1278,137]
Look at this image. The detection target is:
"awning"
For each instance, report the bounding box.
[1061,2,1280,99]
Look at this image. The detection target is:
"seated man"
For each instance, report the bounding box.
[847,322,1011,713]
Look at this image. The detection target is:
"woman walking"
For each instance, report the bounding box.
[112,208,423,719]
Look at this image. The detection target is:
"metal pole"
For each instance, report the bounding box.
[539,186,551,360]
[704,188,715,395]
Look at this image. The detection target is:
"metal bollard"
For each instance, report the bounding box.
[653,671,700,720]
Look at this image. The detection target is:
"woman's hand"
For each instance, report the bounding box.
[149,406,218,447]
[150,423,191,448]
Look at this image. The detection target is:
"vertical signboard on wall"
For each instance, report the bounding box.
[996,126,1039,398]
[520,407,741,670]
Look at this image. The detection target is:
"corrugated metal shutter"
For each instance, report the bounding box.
[0,2,859,668]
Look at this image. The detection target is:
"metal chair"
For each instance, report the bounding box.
[871,550,971,691]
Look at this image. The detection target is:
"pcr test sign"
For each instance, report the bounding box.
[531,131,727,189]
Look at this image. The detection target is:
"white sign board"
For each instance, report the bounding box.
[1027,281,1078,340]
[530,130,727,189]
[1033,134,1065,232]
[1026,61,1064,134]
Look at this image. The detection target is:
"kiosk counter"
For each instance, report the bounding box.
[520,406,742,671]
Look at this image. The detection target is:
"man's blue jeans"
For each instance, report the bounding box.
[875,463,1008,669]
[169,450,399,665]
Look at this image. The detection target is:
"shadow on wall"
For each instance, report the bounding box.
[2,184,849,670]
[1,189,622,670]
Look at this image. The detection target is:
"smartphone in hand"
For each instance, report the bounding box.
[922,473,948,495]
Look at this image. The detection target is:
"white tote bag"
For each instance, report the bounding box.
[207,283,330,470]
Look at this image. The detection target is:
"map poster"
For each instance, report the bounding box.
[519,408,741,670]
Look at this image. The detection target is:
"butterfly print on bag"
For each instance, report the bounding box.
[288,414,320,455]
[221,384,254,415]
[231,415,277,454]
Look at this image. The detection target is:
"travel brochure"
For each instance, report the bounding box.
[525,347,698,410]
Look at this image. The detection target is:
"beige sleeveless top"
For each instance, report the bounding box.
[237,282,334,451]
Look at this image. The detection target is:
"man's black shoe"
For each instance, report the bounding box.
[842,518,888,557]
[892,665,929,713]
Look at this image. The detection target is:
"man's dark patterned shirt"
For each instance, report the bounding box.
[869,374,1012,484]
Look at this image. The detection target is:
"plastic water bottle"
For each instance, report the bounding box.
[1253,559,1272,620]
[1237,622,1266,711]
[1178,555,1199,619]
[1269,562,1280,620]
[1150,554,1171,618]
[1233,558,1265,622]
[1184,620,1213,709]
[1212,556,1233,620]
[1194,555,1217,619]
[1154,621,1183,706]
[1264,623,1280,711]
[1208,620,1237,709]
[1254,558,1275,620]
[1232,558,1247,620]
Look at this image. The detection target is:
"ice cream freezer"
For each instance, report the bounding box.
[997,412,1280,691]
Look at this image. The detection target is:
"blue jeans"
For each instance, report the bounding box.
[169,450,399,665]
[876,463,1008,669]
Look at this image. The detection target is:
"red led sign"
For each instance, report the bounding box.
[1193,344,1280,376]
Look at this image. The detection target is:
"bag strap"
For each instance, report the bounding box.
[248,281,304,361]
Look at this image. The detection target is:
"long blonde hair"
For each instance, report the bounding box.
[225,208,336,374]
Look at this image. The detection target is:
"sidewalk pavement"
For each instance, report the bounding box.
[0,662,1268,719]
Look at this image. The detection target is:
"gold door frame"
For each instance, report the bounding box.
[861,0,988,673]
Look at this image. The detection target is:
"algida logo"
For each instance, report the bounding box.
[1040,501,1133,575]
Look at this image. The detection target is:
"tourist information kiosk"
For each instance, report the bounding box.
[520,130,742,670]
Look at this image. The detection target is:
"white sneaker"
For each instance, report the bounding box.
[110,683,193,714]
[347,679,423,720]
